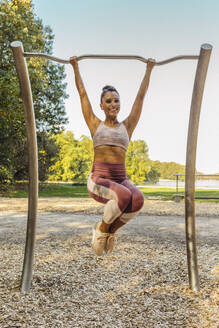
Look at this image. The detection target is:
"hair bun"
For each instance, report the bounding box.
[100,85,119,102]
[102,85,116,92]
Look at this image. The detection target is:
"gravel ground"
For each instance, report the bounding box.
[0,198,218,327]
[1,197,219,216]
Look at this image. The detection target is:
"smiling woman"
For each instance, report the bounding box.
[70,56,155,256]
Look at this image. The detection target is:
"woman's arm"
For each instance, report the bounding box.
[123,59,156,138]
[70,57,100,136]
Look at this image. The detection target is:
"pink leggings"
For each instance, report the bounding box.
[87,162,144,224]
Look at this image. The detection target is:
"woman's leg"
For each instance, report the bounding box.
[109,179,144,233]
[87,173,133,255]
[87,173,132,230]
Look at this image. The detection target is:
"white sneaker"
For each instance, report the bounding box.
[105,233,116,254]
[92,222,109,256]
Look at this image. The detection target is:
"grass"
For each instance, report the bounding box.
[1,182,90,198]
[138,187,219,202]
[1,182,219,202]
[139,187,180,199]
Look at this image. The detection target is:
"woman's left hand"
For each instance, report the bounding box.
[147,58,156,70]
[69,56,78,68]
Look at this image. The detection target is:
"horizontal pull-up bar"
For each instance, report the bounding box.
[76,54,200,66]
[23,52,69,64]
[23,52,200,65]
[23,52,199,65]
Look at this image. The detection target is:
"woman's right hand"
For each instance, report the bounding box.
[147,58,156,70]
[69,56,78,69]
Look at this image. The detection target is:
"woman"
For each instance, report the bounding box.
[70,57,155,256]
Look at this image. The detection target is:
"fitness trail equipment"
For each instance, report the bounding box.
[10,40,212,292]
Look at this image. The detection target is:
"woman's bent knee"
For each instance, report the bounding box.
[134,192,144,212]
[129,190,144,213]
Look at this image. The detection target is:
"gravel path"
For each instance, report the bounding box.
[1,197,219,216]
[0,198,218,327]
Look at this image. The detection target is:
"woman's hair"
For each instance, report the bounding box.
[100,85,119,103]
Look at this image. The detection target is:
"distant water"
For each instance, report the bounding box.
[157,179,219,189]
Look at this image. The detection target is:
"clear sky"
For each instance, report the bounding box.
[32,0,219,174]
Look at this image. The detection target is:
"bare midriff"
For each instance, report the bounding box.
[94,145,126,163]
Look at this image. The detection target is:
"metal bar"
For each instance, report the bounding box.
[77,54,148,63]
[24,52,69,64]
[76,54,199,65]
[10,41,38,292]
[185,43,212,292]
[156,55,199,65]
[24,52,199,65]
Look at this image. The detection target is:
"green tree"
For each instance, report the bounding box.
[48,131,94,182]
[37,131,58,181]
[126,140,151,184]
[150,160,186,180]
[146,166,160,184]
[0,0,68,185]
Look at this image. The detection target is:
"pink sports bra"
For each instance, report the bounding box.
[93,122,129,151]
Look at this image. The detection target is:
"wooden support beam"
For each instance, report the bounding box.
[11,41,38,292]
[185,43,212,291]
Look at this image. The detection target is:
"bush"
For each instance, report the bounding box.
[0,166,13,186]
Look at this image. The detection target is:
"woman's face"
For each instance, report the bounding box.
[100,91,120,119]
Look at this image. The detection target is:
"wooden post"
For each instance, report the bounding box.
[185,44,212,291]
[11,41,38,292]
